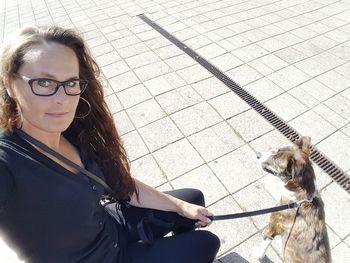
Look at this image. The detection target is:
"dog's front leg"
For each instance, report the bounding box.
[252,213,284,261]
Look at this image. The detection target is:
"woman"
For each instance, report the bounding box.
[0,26,220,263]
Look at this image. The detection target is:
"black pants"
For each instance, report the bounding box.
[121,189,220,263]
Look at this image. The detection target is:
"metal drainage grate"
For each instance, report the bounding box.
[138,14,350,194]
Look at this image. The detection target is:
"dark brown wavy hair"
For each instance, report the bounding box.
[0,25,136,201]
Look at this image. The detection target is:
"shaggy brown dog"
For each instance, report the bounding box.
[254,136,331,263]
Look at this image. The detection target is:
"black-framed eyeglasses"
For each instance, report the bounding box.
[18,75,88,96]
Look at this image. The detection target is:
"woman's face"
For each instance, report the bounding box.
[9,41,81,135]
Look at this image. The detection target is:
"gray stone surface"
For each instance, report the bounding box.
[1,0,350,261]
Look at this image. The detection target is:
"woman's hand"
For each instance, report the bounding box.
[177,201,213,228]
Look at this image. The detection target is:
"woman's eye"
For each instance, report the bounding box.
[65,81,77,87]
[37,79,53,87]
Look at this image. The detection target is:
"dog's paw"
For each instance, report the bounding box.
[251,239,272,261]
[251,245,266,261]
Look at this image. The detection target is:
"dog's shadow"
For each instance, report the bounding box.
[219,252,274,263]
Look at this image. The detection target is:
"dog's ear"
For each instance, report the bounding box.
[287,156,306,180]
[296,136,311,156]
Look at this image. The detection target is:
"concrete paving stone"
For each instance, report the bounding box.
[117,42,150,59]
[324,94,350,121]
[101,60,130,79]
[87,35,108,49]
[257,54,289,71]
[90,42,115,57]
[164,54,196,71]
[177,64,212,84]
[227,21,254,34]
[171,101,222,136]
[95,51,122,67]
[226,64,262,87]
[117,84,152,109]
[113,111,134,136]
[298,79,336,102]
[154,44,183,60]
[209,145,264,194]
[111,35,141,50]
[121,130,149,161]
[313,103,348,129]
[210,52,243,72]
[275,18,300,31]
[247,59,275,76]
[259,24,285,37]
[126,99,166,128]
[209,92,250,120]
[341,123,350,137]
[328,44,350,61]
[197,43,227,59]
[309,35,340,51]
[171,165,229,206]
[165,21,188,34]
[276,65,310,88]
[256,37,288,53]
[188,126,234,162]
[139,117,183,152]
[331,242,350,263]
[125,50,161,69]
[340,87,350,100]
[313,51,347,70]
[137,29,162,42]
[216,39,240,53]
[274,32,304,47]
[207,196,258,255]
[273,46,308,64]
[345,235,350,247]
[226,34,252,49]
[335,62,350,79]
[143,74,178,96]
[294,57,331,77]
[133,60,172,82]
[191,77,230,100]
[245,77,284,103]
[288,86,320,108]
[153,138,204,180]
[104,94,123,114]
[233,181,276,230]
[241,28,270,43]
[306,21,335,35]
[228,109,274,142]
[172,27,199,41]
[241,44,270,60]
[144,36,172,50]
[184,34,212,49]
[249,129,292,153]
[317,131,350,171]
[265,93,308,122]
[108,71,141,93]
[316,69,350,93]
[219,233,282,263]
[130,154,167,188]
[292,41,324,58]
[155,85,203,114]
[210,121,245,150]
[289,110,337,144]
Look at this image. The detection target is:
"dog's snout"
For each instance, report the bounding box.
[257,152,262,159]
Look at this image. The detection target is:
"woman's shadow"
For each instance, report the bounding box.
[219,252,274,263]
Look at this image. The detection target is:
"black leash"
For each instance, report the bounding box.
[207,202,302,221]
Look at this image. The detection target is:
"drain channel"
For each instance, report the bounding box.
[138,14,350,194]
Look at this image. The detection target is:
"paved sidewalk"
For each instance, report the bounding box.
[1,0,350,262]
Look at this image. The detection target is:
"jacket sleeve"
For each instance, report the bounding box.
[0,161,14,216]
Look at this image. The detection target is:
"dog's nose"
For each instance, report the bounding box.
[256,152,262,159]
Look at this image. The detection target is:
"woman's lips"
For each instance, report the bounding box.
[45,112,68,117]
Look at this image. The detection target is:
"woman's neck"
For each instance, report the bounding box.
[20,123,62,151]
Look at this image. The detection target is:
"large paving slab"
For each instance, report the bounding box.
[1,0,350,262]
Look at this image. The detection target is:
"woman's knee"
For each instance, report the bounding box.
[166,188,205,206]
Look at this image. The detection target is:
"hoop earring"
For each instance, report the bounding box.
[75,97,91,119]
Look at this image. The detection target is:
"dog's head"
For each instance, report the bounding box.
[257,136,314,186]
